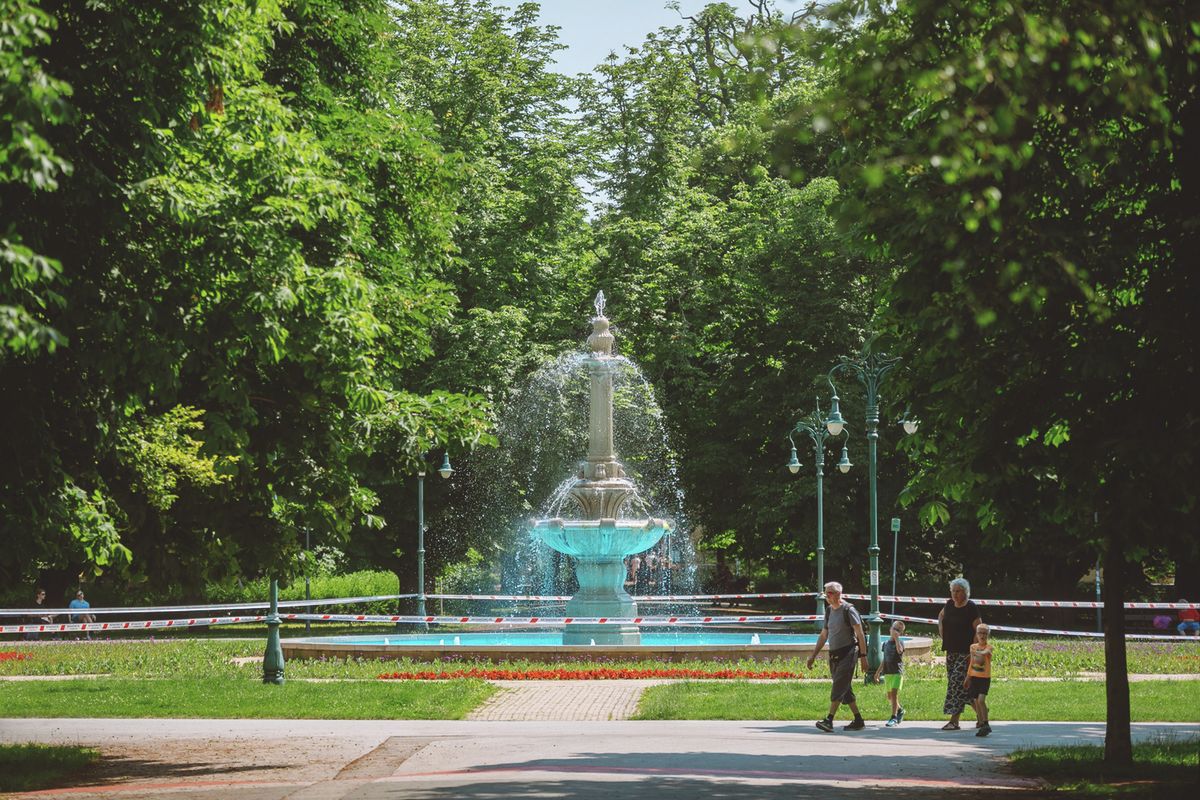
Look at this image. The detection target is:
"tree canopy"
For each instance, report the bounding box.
[2,4,1195,751]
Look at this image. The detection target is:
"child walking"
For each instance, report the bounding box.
[965,623,994,736]
[875,620,906,726]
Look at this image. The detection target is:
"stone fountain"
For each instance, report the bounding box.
[531,292,671,644]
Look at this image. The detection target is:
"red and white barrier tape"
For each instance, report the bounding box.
[427,593,813,602]
[875,614,1189,641]
[0,613,821,634]
[0,594,418,617]
[1,615,266,635]
[848,594,1197,610]
[7,610,1196,639]
[5,593,1194,619]
[281,613,823,626]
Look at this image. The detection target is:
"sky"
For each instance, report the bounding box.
[533,0,765,77]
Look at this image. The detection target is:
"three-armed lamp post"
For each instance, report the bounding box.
[825,347,917,682]
[787,400,851,625]
[415,452,453,629]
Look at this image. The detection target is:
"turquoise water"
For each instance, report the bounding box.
[299,632,822,647]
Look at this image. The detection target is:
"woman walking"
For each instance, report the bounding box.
[938,577,982,730]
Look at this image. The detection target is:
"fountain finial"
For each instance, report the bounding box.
[587,291,614,355]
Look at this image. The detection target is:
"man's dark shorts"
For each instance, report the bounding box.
[966,677,990,699]
[829,644,858,704]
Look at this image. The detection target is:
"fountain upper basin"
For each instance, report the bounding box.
[532,517,670,558]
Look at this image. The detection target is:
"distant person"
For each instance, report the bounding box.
[938,577,983,730]
[1177,600,1199,636]
[806,581,869,732]
[24,587,53,641]
[69,590,97,639]
[875,620,906,727]
[964,623,994,736]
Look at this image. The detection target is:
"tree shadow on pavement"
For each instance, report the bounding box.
[69,754,294,787]
[386,777,1057,800]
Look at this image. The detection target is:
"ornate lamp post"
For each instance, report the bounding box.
[262,578,284,684]
[415,452,453,628]
[787,399,851,625]
[825,346,917,682]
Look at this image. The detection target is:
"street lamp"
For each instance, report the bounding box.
[788,399,850,625]
[415,451,453,629]
[826,346,917,682]
[303,529,311,635]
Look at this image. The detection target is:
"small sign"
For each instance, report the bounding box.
[891,517,901,532]
[870,570,879,586]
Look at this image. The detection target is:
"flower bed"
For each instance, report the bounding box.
[0,652,30,662]
[378,667,804,680]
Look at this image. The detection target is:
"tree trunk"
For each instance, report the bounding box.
[1102,528,1132,764]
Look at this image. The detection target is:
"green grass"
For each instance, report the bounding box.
[634,679,1200,722]
[0,677,495,719]
[1008,736,1199,797]
[3,636,1198,680]
[0,743,98,792]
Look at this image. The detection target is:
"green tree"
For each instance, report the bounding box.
[0,0,71,356]
[0,0,490,599]
[580,2,888,589]
[794,0,1199,763]
[389,0,593,356]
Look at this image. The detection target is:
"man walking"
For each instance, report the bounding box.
[805,581,870,731]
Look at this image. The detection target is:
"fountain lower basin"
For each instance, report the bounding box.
[282,631,933,664]
[531,517,670,645]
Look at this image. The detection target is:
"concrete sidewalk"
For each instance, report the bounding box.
[3,718,1197,799]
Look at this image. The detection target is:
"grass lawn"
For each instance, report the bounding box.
[0,677,494,719]
[3,637,1198,679]
[634,679,1200,722]
[1009,737,1199,798]
[0,743,98,793]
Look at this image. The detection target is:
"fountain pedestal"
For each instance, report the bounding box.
[564,558,639,645]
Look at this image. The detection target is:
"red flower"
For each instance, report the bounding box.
[0,652,31,662]
[378,666,805,681]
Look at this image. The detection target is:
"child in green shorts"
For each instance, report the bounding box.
[875,620,906,726]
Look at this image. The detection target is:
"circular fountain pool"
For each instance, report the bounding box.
[282,631,932,663]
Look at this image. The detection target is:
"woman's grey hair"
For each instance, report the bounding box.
[823,581,843,594]
[949,577,971,597]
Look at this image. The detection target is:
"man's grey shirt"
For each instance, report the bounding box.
[824,601,863,651]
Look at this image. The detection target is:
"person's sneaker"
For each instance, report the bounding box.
[896,707,905,724]
[816,718,834,733]
[844,717,866,731]
[885,716,898,728]
[976,723,992,737]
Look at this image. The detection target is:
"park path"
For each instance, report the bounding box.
[465,678,670,720]
[4,718,1198,799]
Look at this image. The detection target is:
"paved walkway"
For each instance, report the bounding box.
[466,679,669,720]
[3,718,1197,799]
